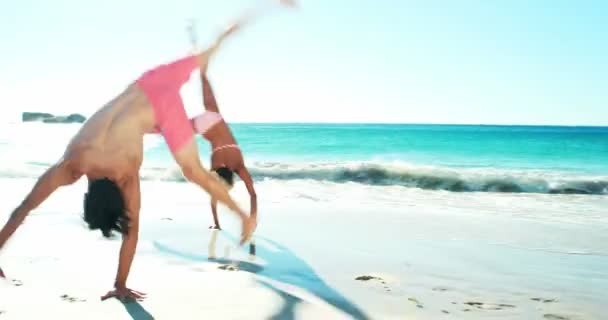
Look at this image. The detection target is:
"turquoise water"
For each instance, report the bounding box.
[146,124,608,173]
[136,124,608,195]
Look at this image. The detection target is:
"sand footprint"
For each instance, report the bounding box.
[11,279,22,287]
[218,264,239,271]
[463,301,516,311]
[407,297,424,309]
[355,275,392,292]
[543,314,570,320]
[60,294,86,303]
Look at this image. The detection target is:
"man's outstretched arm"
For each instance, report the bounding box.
[102,176,146,301]
[0,159,80,251]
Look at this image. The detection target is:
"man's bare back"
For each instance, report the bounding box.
[64,84,152,183]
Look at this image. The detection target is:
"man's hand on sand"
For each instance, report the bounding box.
[101,286,146,302]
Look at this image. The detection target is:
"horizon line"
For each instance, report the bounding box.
[8,119,608,128]
[222,121,608,128]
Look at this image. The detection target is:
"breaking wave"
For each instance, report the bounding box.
[5,161,607,195]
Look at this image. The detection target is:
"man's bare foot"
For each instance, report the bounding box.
[209,225,222,230]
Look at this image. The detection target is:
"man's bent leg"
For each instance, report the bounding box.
[171,139,255,244]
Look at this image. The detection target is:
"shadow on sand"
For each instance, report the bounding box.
[120,301,155,320]
[153,230,370,320]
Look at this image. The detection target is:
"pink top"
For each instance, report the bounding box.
[192,111,223,134]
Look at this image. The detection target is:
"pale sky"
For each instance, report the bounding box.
[1,0,606,125]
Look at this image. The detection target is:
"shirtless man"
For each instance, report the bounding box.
[0,18,254,301]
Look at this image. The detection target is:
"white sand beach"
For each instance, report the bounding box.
[1,177,607,320]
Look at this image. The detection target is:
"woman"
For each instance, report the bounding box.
[0,18,255,301]
[194,68,257,230]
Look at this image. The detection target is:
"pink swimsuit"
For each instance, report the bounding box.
[136,55,199,154]
[137,55,240,155]
[192,111,223,134]
[193,112,240,154]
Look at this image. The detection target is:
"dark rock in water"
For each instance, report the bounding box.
[442,310,450,314]
[42,116,66,123]
[66,113,86,123]
[43,114,86,124]
[23,112,86,124]
[22,112,54,122]
[543,314,569,320]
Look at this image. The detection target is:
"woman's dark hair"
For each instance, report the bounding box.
[214,167,235,186]
[83,178,130,238]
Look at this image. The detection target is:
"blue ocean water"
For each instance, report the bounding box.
[140,124,608,195]
[146,124,608,170]
[1,123,607,195]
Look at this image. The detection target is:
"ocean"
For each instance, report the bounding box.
[2,122,607,195]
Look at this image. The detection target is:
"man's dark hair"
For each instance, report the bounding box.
[214,167,235,186]
[83,178,130,238]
